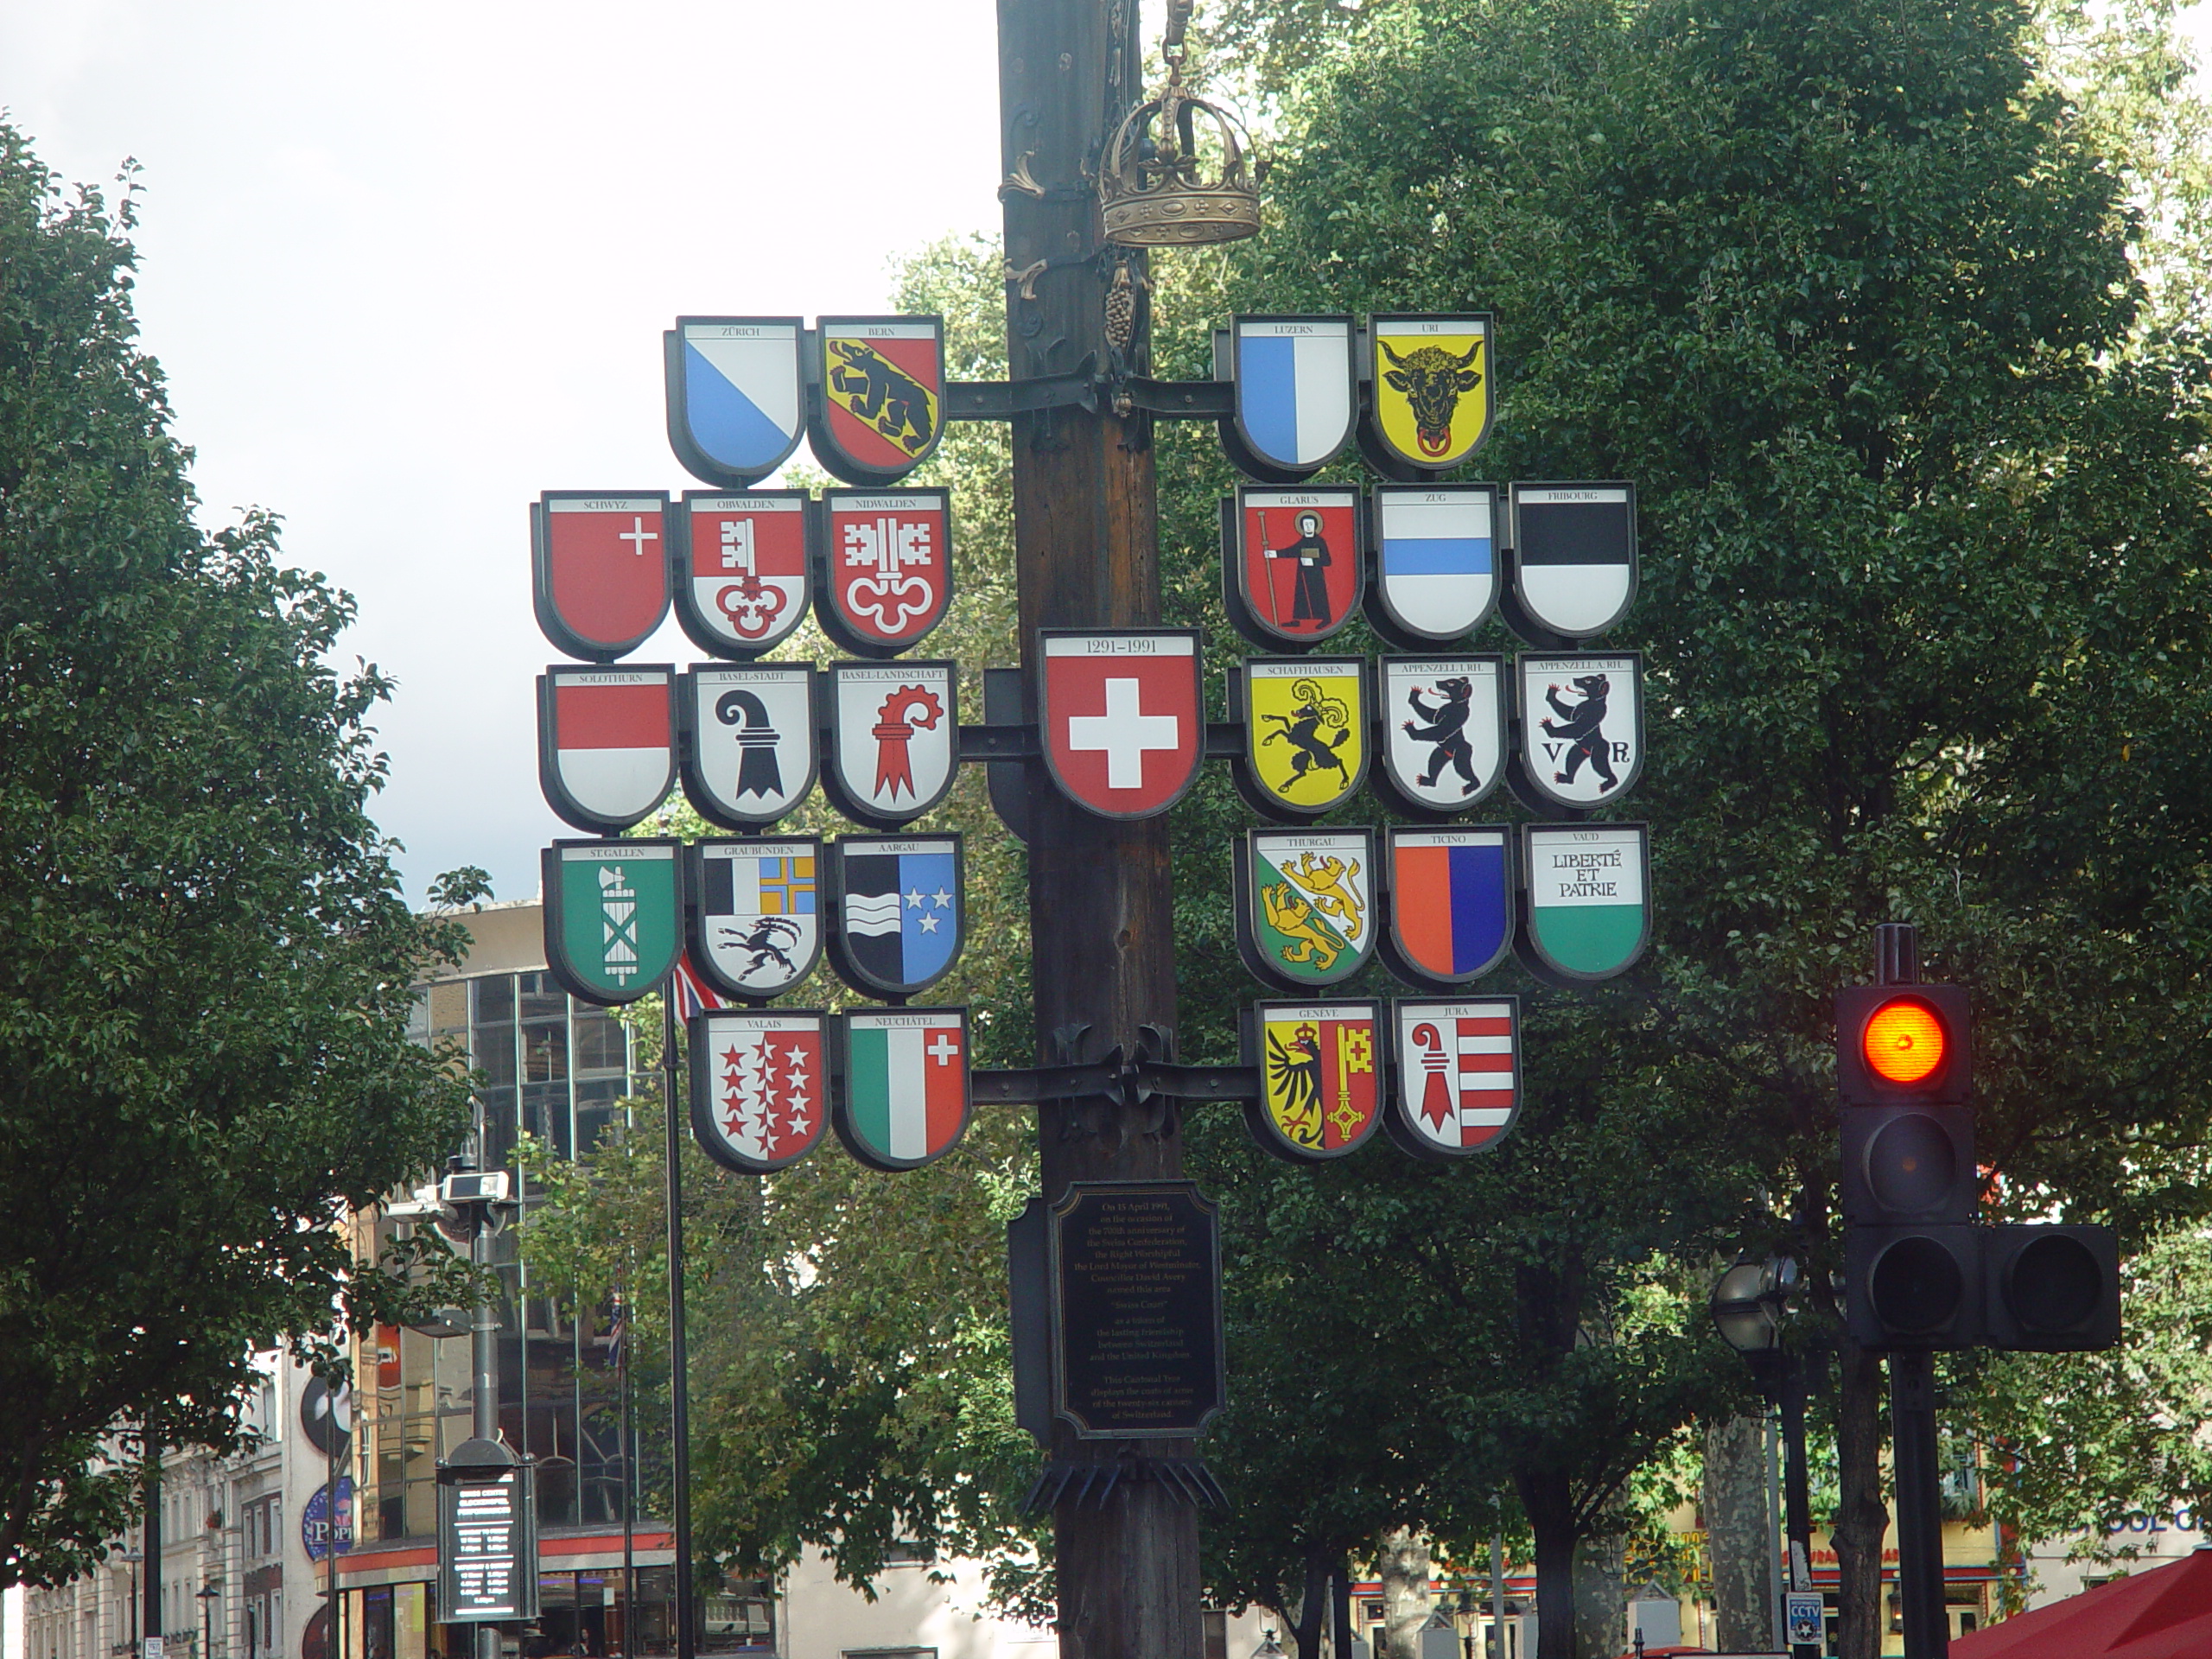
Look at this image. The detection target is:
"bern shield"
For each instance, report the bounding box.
[1374,656,1506,817]
[688,1008,829,1173]
[823,662,958,827]
[825,834,964,1000]
[664,318,806,489]
[836,1007,972,1172]
[1387,996,1520,1160]
[1243,1000,1384,1163]
[1505,483,1638,640]
[542,839,683,1006]
[817,490,954,658]
[531,493,673,663]
[1223,316,1357,480]
[684,837,823,1001]
[810,316,946,486]
[1517,823,1651,985]
[1363,315,1494,473]
[537,665,677,833]
[1511,652,1645,813]
[1224,486,1363,650]
[1364,485,1499,646]
[1381,826,1513,988]
[1038,629,1205,819]
[671,491,811,658]
[1233,657,1368,821]
[678,664,817,830]
[1235,829,1377,993]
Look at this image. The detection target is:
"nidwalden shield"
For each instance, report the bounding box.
[1224,486,1363,649]
[672,491,811,658]
[817,490,953,658]
[810,316,946,486]
[1517,823,1651,985]
[685,837,822,1001]
[1388,996,1520,1160]
[1375,656,1506,817]
[1365,486,1498,647]
[1233,658,1368,820]
[678,664,817,830]
[1363,315,1494,473]
[688,1008,829,1174]
[664,319,806,489]
[543,839,683,1006]
[1038,630,1205,819]
[836,1007,972,1172]
[1506,483,1638,640]
[1224,316,1357,480]
[1512,653,1645,812]
[1243,1000,1384,1164]
[823,662,958,827]
[1234,829,1376,993]
[537,665,677,833]
[825,834,964,1000]
[531,493,672,663]
[1381,826,1512,988]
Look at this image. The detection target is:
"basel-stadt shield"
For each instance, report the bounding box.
[817,490,953,657]
[686,837,822,1001]
[673,491,810,658]
[836,1007,972,1172]
[1389,997,1519,1160]
[1382,827,1511,988]
[537,665,676,833]
[810,316,945,485]
[823,662,957,826]
[1367,486,1498,645]
[1236,830,1376,992]
[1518,824,1650,984]
[687,1008,828,1173]
[664,318,805,489]
[1236,658,1367,818]
[1226,316,1357,478]
[543,839,683,1005]
[679,664,817,830]
[1244,1001,1383,1163]
[531,493,672,662]
[1376,656,1505,815]
[1365,315,1493,471]
[1039,629,1205,818]
[1225,487,1363,648]
[826,835,963,999]
[1514,653,1644,812]
[1507,483,1637,639]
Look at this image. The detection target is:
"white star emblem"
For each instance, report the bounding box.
[905,887,925,908]
[918,913,939,933]
[931,887,952,909]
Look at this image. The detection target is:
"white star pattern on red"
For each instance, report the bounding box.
[717,1032,824,1160]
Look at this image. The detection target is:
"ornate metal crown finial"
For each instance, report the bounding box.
[1100,0,1264,247]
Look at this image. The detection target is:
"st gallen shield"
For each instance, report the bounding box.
[1506,483,1637,640]
[1224,486,1363,649]
[542,838,683,1006]
[825,834,963,1000]
[1235,658,1368,820]
[810,316,945,486]
[673,491,811,658]
[1517,824,1650,984]
[836,1007,972,1173]
[1224,316,1357,480]
[685,837,822,1001]
[1513,653,1644,812]
[1364,315,1493,472]
[537,665,677,833]
[1376,657,1505,817]
[688,1008,828,1173]
[531,492,672,663]
[1388,997,1519,1160]
[1243,1001,1384,1164]
[679,664,817,830]
[817,490,953,657]
[823,662,957,827]
[1381,827,1512,988]
[1235,829,1376,992]
[1039,629,1204,819]
[1365,486,1498,647]
[664,318,805,489]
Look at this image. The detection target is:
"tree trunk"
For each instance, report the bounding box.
[1703,1413,1776,1650]
[1517,1470,1578,1659]
[1833,1338,1890,1659]
[1379,1529,1431,1659]
[1291,1546,1332,1659]
[1334,1565,1355,1659]
[1570,1532,1624,1659]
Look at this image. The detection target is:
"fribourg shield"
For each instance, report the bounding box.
[836,1007,972,1173]
[826,834,964,1000]
[1388,996,1519,1160]
[823,662,958,826]
[817,490,953,657]
[1514,653,1645,812]
[678,664,817,830]
[1225,486,1363,649]
[531,492,672,663]
[1365,314,1493,472]
[1235,829,1376,993]
[1517,824,1651,984]
[1038,629,1204,819]
[1225,316,1357,479]
[673,491,811,658]
[542,839,683,1006]
[687,1008,828,1174]
[810,316,946,486]
[664,318,806,489]
[1366,485,1498,646]
[685,837,822,1001]
[1244,1000,1384,1164]
[537,665,676,834]
[1507,483,1637,639]
[1382,826,1512,988]
[1236,658,1368,819]
[1376,656,1505,815]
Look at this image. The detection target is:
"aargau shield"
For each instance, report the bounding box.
[1234,658,1369,820]
[810,316,946,486]
[1363,315,1493,473]
[537,665,676,833]
[1224,486,1363,649]
[1235,829,1377,993]
[678,664,817,830]
[1512,653,1645,812]
[823,662,958,827]
[542,839,683,1006]
[687,1008,829,1173]
[836,1007,972,1172]
[685,837,822,1001]
[825,834,964,1000]
[672,491,811,658]
[1381,826,1512,988]
[664,318,806,489]
[1505,483,1638,640]
[1388,997,1519,1160]
[531,493,672,663]
[1365,486,1499,646]
[1517,823,1651,985]
[1223,316,1357,480]
[1039,629,1204,819]
[1376,656,1506,816]
[1243,1000,1384,1164]
[817,490,954,658]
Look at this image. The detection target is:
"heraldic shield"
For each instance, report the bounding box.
[1366,486,1499,648]
[1234,658,1368,820]
[685,837,822,1001]
[823,661,958,827]
[1243,1000,1384,1164]
[1224,486,1363,649]
[1382,827,1512,988]
[1376,656,1506,817]
[537,665,676,833]
[817,490,954,657]
[674,491,812,658]
[664,318,806,490]
[1039,629,1205,819]
[1235,829,1376,993]
[679,664,817,830]
[1224,316,1357,481]
[826,834,964,1000]
[1506,483,1638,640]
[1363,315,1493,474]
[1388,996,1520,1160]
[1517,823,1651,985]
[810,316,946,486]
[532,493,673,663]
[688,1008,829,1173]
[836,1007,972,1172]
[543,839,683,1006]
[1512,652,1645,813]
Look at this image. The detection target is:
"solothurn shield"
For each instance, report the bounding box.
[1224,486,1363,649]
[664,318,806,489]
[1243,1000,1383,1164]
[1517,823,1651,985]
[1505,483,1638,640]
[1235,829,1376,993]
[836,1007,972,1172]
[1376,656,1505,816]
[678,664,817,830]
[1366,485,1498,646]
[1381,826,1512,988]
[537,665,676,833]
[810,316,946,486]
[825,834,964,1000]
[1363,315,1493,473]
[1039,629,1204,819]
[1512,652,1644,812]
[531,493,672,662]
[1224,316,1357,480]
[687,1007,828,1173]
[1388,996,1520,1160]
[1234,658,1367,820]
[542,839,683,1006]
[685,837,822,1001]
[817,490,953,657]
[823,662,957,827]
[672,490,811,658]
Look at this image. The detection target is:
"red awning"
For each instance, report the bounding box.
[1955,1548,2212,1658]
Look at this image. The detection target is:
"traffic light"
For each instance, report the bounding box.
[1836,985,1971,1105]
[1845,1225,1981,1350]
[1984,1224,2121,1351]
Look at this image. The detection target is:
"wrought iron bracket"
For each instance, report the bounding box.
[1119,376,1236,418]
[1128,1060,1261,1105]
[955,721,1040,760]
[970,1046,1128,1106]
[946,359,1100,421]
[1203,721,1248,760]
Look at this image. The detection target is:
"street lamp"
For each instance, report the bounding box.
[1709,1255,1819,1659]
[121,1548,144,1656]
[1249,1630,1287,1659]
[196,1583,219,1659]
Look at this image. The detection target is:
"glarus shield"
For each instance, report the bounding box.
[1233,658,1368,820]
[1038,629,1205,819]
[664,318,806,489]
[1365,486,1498,646]
[823,662,958,827]
[1224,486,1363,649]
[672,491,811,658]
[678,664,817,830]
[810,316,946,486]
[1375,656,1505,817]
[1512,653,1645,812]
[1517,824,1651,985]
[685,837,822,1001]
[688,1008,828,1173]
[531,493,672,662]
[1234,829,1376,993]
[817,490,953,657]
[1363,315,1493,473]
[1243,1000,1384,1164]
[1223,316,1357,480]
[542,839,683,1006]
[1388,997,1520,1160]
[537,666,676,833]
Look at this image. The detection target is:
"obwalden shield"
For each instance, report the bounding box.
[1363,315,1493,473]
[1517,824,1650,984]
[543,840,683,1006]
[687,1008,828,1173]
[1234,829,1376,992]
[672,491,811,658]
[836,1007,972,1172]
[1235,658,1368,820]
[1243,1000,1384,1163]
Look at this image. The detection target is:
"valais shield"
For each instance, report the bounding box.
[1518,824,1651,985]
[836,1007,971,1173]
[1224,316,1357,480]
[1381,827,1512,988]
[1234,658,1368,820]
[1506,484,1638,640]
[1513,653,1645,812]
[673,491,811,658]
[542,839,683,1006]
[664,318,806,489]
[1234,829,1376,993]
[531,493,673,663]
[1376,657,1505,816]
[1388,997,1519,1160]
[688,1008,829,1173]
[679,664,817,830]
[537,666,676,833]
[810,316,946,486]
[1224,487,1363,649]
[1363,315,1493,473]
[826,834,964,1000]
[823,662,958,827]
[817,490,954,657]
[1243,1000,1384,1164]
[1366,486,1498,646]
[685,837,822,1001]
[1039,630,1205,819]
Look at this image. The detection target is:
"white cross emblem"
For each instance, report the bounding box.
[1066,677,1181,789]
[927,1033,960,1066]
[620,515,659,556]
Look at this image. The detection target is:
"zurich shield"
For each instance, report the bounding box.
[678,664,817,830]
[531,493,672,663]
[664,318,806,489]
[1363,315,1493,472]
[1224,486,1363,649]
[1224,316,1357,480]
[1366,485,1498,646]
[673,491,811,658]
[810,316,946,486]
[542,839,683,1006]
[685,837,822,1001]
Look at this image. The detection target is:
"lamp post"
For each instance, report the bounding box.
[1710,1256,1821,1659]
[122,1548,144,1657]
[197,1582,219,1659]
[1457,1589,1476,1659]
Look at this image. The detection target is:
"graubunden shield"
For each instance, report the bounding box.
[825,834,963,1000]
[1224,486,1363,649]
[836,1007,972,1173]
[1512,652,1644,813]
[1235,658,1368,819]
[673,491,811,658]
[817,490,953,657]
[664,318,806,489]
[810,316,946,486]
[823,662,958,827]
[537,665,677,833]
[1506,483,1638,640]
[678,664,817,830]
[1235,829,1376,993]
[542,839,683,1006]
[1517,823,1651,985]
[1039,629,1204,819]
[532,493,673,663]
[1224,316,1357,480]
[1364,315,1493,472]
[1376,656,1505,816]
[1243,1000,1384,1164]
[685,837,822,1001]
[688,1008,828,1174]
[1381,826,1512,988]
[1388,997,1519,1160]
[1365,485,1498,647]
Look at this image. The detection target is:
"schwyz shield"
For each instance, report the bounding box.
[1511,652,1645,812]
[1375,656,1506,817]
[1517,824,1651,985]
[1365,485,1499,647]
[688,1008,828,1173]
[1388,997,1519,1160]
[1038,629,1205,819]
[836,1007,971,1172]
[672,491,811,658]
[1381,827,1512,988]
[1233,658,1368,821]
[1222,316,1357,481]
[678,664,817,830]
[1362,315,1493,474]
[1224,486,1363,649]
[1243,1000,1384,1164]
[1235,829,1377,993]
[817,490,953,657]
[826,834,964,1000]
[664,318,806,489]
[542,839,683,1006]
[1505,483,1638,640]
[531,492,672,662]
[810,316,946,486]
[823,662,958,827]
[685,837,822,1001]
[537,665,676,833]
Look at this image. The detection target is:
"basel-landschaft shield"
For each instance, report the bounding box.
[823,662,958,826]
[1366,485,1497,646]
[543,839,683,1006]
[1235,829,1376,992]
[1388,996,1519,1160]
[836,1007,972,1172]
[537,665,676,833]
[685,837,822,1001]
[664,318,805,489]
[810,316,945,485]
[1507,483,1637,639]
[531,493,672,663]
[1513,653,1644,812]
[1039,629,1205,818]
[1224,316,1357,479]
[817,490,953,657]
[1382,827,1511,988]
[1517,824,1650,984]
[1236,658,1367,819]
[1224,487,1363,648]
[826,834,964,999]
[1243,1000,1383,1164]
[687,1007,828,1173]
[1376,656,1505,816]
[679,664,817,830]
[1364,315,1493,472]
[673,491,811,658]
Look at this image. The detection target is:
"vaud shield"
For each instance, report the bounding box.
[672,490,811,658]
[826,833,964,1000]
[835,1007,972,1173]
[531,492,672,663]
[685,837,822,1001]
[1362,315,1494,474]
[1224,486,1363,649]
[537,665,676,833]
[1388,996,1519,1160]
[1505,483,1638,640]
[1365,485,1499,647]
[1243,1000,1384,1164]
[1222,315,1357,481]
[542,839,683,1006]
[688,1007,829,1174]
[1381,826,1513,988]
[810,316,946,486]
[1375,656,1506,817]
[1512,652,1645,813]
[817,490,954,657]
[1038,629,1204,819]
[1234,828,1377,993]
[1234,658,1368,820]
[823,662,958,827]
[678,664,817,830]
[1517,823,1651,985]
[664,318,806,490]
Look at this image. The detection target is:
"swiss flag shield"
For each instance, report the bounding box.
[1039,630,1205,819]
[531,493,673,662]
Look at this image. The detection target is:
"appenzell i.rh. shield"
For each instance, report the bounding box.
[687,1008,828,1173]
[531,493,672,662]
[1039,630,1205,819]
[1376,657,1506,816]
[673,491,811,658]
[664,319,806,490]
[538,666,676,833]
[810,317,946,486]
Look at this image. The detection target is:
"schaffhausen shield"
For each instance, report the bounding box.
[1512,652,1645,813]
[531,492,672,663]
[688,1008,829,1173]
[1362,315,1494,474]
[1387,996,1520,1160]
[1224,486,1363,650]
[1234,658,1368,821]
[823,661,958,827]
[836,1007,972,1173]
[1365,486,1499,647]
[1376,656,1506,817]
[1243,1000,1384,1164]
[826,833,964,1000]
[817,490,954,658]
[1381,826,1512,988]
[1517,823,1651,985]
[672,491,811,658]
[684,837,822,1001]
[1222,316,1357,481]
[542,839,683,1006]
[679,664,817,830]
[664,318,806,489]
[810,316,946,486]
[1234,829,1377,993]
[1039,629,1204,819]
[537,665,677,833]
[1505,483,1638,640]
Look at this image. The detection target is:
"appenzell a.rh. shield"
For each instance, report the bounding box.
[1225,316,1357,479]
[1225,487,1363,649]
[1365,315,1493,472]
[537,666,676,833]
[817,490,953,657]
[1367,486,1498,646]
[664,319,806,489]
[1382,826,1512,988]
[1388,997,1519,1160]
[1039,630,1205,819]
[1244,1000,1384,1164]
[679,664,817,830]
[823,662,957,827]
[532,493,673,662]
[1513,653,1645,812]
[836,1008,971,1172]
[686,837,822,1001]
[673,491,811,658]
[688,1008,829,1173]
[542,839,683,1006]
[810,317,945,486]
[1518,824,1651,984]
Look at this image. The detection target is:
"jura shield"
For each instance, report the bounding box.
[1367,486,1498,646]
[673,491,810,658]
[1365,315,1493,472]
[1389,997,1519,1160]
[1039,630,1204,818]
[1376,656,1505,815]
[1235,829,1376,993]
[1513,653,1644,812]
[542,839,683,1006]
[1382,827,1512,988]
[537,666,676,833]
[688,1008,828,1173]
[1225,487,1363,649]
[1508,483,1637,639]
[817,490,953,657]
[836,1007,972,1172]
[679,664,817,830]
[1226,316,1357,479]
[810,317,945,485]
[1518,824,1651,984]
[1235,658,1368,819]
[664,319,805,489]
[823,662,957,827]
[825,835,964,1000]
[1243,1000,1383,1164]
[531,493,672,662]
[686,838,822,1001]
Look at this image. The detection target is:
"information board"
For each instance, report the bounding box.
[436,1464,540,1623]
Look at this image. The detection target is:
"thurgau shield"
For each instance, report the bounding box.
[531,493,673,663]
[687,1008,829,1173]
[825,834,964,1000]
[1243,1000,1384,1164]
[537,665,677,833]
[1381,827,1512,988]
[1224,486,1363,649]
[1506,483,1638,640]
[684,837,822,1001]
[1376,656,1506,816]
[817,490,953,658]
[1224,316,1357,480]
[664,318,806,489]
[1366,485,1498,646]
[1039,629,1204,819]
[1517,824,1650,984]
[1234,658,1368,820]
[678,664,817,830]
[823,662,958,827]
[542,839,683,1006]
[1363,315,1493,473]
[810,316,946,486]
[672,491,811,658]
[1513,653,1645,812]
[1388,997,1520,1160]
[835,1007,972,1173]
[1235,829,1376,993]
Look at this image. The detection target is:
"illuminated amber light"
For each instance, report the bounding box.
[1862,997,1947,1086]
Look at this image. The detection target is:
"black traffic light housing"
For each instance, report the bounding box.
[1840,1105,1980,1226]
[1836,984,1973,1106]
[1846,1225,1982,1350]
[1984,1224,2121,1352]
